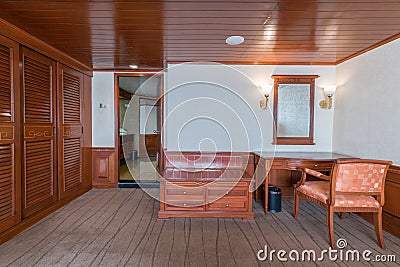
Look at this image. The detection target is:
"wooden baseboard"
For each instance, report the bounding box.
[0,187,91,245]
[158,210,254,220]
[357,211,400,239]
[381,212,400,238]
[92,184,117,189]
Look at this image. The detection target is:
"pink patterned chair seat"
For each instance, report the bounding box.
[297,181,380,208]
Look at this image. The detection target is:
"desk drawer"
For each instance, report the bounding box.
[164,184,205,201]
[208,198,247,211]
[286,160,333,171]
[207,186,247,198]
[165,200,206,211]
[301,161,333,171]
[163,181,209,186]
[165,187,204,197]
[211,181,248,187]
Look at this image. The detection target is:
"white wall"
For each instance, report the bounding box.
[165,63,336,152]
[91,42,400,163]
[92,72,161,149]
[334,39,400,164]
[92,72,115,147]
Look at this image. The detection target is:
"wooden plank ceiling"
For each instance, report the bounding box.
[0,0,399,69]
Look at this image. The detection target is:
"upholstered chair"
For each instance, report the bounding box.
[294,159,392,248]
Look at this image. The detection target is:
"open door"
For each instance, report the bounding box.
[156,97,164,173]
[115,73,163,187]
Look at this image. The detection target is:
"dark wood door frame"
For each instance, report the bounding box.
[113,71,164,182]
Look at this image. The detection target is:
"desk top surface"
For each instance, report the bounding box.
[253,151,352,160]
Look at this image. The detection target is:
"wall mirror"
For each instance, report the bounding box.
[272,75,319,145]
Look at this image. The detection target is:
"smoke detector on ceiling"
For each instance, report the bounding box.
[225,36,245,45]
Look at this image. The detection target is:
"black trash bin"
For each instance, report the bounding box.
[130,150,137,160]
[268,186,282,213]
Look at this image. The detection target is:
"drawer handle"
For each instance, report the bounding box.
[314,164,318,167]
[183,203,187,207]
[225,192,229,195]
[183,191,187,194]
[225,204,229,207]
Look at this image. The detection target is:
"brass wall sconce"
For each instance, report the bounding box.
[319,86,336,109]
[259,85,272,109]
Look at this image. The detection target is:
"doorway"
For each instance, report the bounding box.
[115,73,163,187]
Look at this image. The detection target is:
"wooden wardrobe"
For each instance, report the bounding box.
[0,35,91,235]
[0,35,21,233]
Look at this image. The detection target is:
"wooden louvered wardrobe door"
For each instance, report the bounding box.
[58,64,83,200]
[21,48,57,218]
[0,36,21,233]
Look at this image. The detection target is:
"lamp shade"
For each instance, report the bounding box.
[260,85,273,95]
[324,85,336,95]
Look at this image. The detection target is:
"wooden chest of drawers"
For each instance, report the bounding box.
[158,179,254,220]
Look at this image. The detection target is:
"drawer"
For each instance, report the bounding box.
[300,161,333,171]
[165,200,206,211]
[271,158,285,168]
[164,181,209,187]
[164,182,205,202]
[207,199,247,211]
[285,160,333,171]
[211,181,248,187]
[166,187,204,197]
[207,186,247,198]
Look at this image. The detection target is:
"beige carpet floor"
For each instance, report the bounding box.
[0,189,399,266]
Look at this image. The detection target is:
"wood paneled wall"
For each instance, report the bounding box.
[358,166,400,238]
[0,20,93,243]
[92,148,116,188]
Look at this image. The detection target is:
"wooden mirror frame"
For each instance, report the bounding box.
[272,75,319,145]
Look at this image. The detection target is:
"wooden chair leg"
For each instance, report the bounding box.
[264,174,269,215]
[373,208,385,249]
[264,186,268,215]
[254,186,260,201]
[294,191,299,219]
[339,212,345,219]
[327,207,335,248]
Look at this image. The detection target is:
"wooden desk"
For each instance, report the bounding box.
[253,152,352,214]
[158,152,255,220]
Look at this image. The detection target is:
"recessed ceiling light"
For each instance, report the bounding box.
[225,35,244,45]
[129,64,138,69]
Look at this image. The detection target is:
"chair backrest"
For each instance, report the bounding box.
[331,159,392,193]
